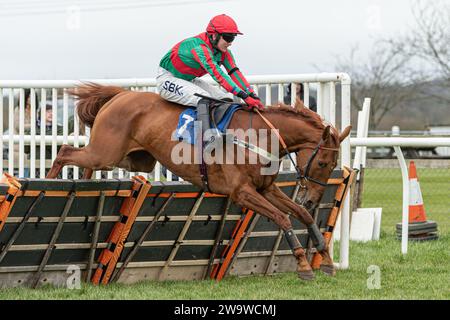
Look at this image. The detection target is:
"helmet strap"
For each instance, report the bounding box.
[208,33,220,49]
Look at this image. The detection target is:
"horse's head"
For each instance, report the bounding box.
[293,100,351,212]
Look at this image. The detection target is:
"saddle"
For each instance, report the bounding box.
[209,100,239,131]
[175,99,242,145]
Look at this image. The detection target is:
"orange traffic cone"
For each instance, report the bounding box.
[408,161,427,223]
[396,161,438,241]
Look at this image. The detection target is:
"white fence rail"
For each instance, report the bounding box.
[350,96,450,256]
[0,73,351,178]
[351,137,450,255]
[1,73,352,269]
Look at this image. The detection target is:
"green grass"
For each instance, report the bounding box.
[362,168,450,235]
[1,169,449,300]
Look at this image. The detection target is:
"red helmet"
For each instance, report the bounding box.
[206,14,243,35]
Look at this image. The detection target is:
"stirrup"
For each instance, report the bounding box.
[203,135,220,153]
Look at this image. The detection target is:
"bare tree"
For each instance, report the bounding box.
[335,0,449,129]
[335,43,420,129]
[387,0,450,101]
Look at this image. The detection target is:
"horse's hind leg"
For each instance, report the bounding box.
[261,184,335,276]
[231,184,314,281]
[47,145,76,178]
[46,144,120,179]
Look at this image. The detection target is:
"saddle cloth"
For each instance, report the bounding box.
[175,104,242,144]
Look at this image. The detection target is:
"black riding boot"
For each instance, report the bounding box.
[196,98,233,152]
[197,98,221,150]
[196,98,213,144]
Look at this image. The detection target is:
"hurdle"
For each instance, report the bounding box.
[0,169,353,288]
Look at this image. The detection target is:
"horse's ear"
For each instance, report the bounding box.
[322,125,331,142]
[294,98,305,110]
[339,125,352,142]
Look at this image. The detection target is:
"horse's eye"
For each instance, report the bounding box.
[318,161,327,168]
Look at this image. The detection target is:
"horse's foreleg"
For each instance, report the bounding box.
[261,184,335,276]
[46,144,115,179]
[82,168,93,179]
[231,184,314,280]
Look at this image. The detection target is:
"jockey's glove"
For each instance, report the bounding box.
[244,96,264,110]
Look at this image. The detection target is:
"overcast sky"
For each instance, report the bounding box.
[0,0,419,80]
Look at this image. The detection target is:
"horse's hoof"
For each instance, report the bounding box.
[298,270,315,281]
[320,264,336,276]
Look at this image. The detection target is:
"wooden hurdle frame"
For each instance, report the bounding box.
[0,169,353,288]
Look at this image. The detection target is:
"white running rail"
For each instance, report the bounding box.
[0,72,352,269]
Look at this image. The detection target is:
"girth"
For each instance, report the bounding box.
[209,101,235,130]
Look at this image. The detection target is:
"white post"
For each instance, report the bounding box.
[322,82,331,122]
[278,83,284,103]
[353,98,371,179]
[329,82,336,126]
[303,83,310,108]
[361,98,371,168]
[30,89,36,178]
[19,89,25,177]
[8,89,14,175]
[289,82,298,172]
[154,162,161,181]
[0,89,3,175]
[317,83,324,116]
[353,111,364,173]
[265,84,271,106]
[394,146,409,254]
[392,126,400,136]
[290,83,296,106]
[73,100,80,179]
[339,74,352,270]
[62,89,69,179]
[40,89,47,178]
[252,85,258,100]
[51,88,58,163]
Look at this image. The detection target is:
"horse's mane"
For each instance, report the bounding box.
[254,99,340,145]
[260,100,325,130]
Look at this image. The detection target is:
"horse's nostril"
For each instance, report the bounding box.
[305,200,313,210]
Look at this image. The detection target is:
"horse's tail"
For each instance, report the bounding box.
[69,82,125,128]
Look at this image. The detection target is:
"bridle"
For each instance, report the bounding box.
[294,141,339,188]
[255,109,340,188]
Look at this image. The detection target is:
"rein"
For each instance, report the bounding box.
[254,109,339,187]
[254,109,301,179]
[192,94,340,190]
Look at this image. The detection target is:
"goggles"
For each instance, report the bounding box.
[221,33,236,43]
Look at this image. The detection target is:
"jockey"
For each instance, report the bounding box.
[157,14,263,142]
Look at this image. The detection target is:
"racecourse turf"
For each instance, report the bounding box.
[0,168,448,300]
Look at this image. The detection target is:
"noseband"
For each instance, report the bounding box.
[294,140,340,188]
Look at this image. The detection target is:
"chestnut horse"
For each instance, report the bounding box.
[47,84,351,280]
